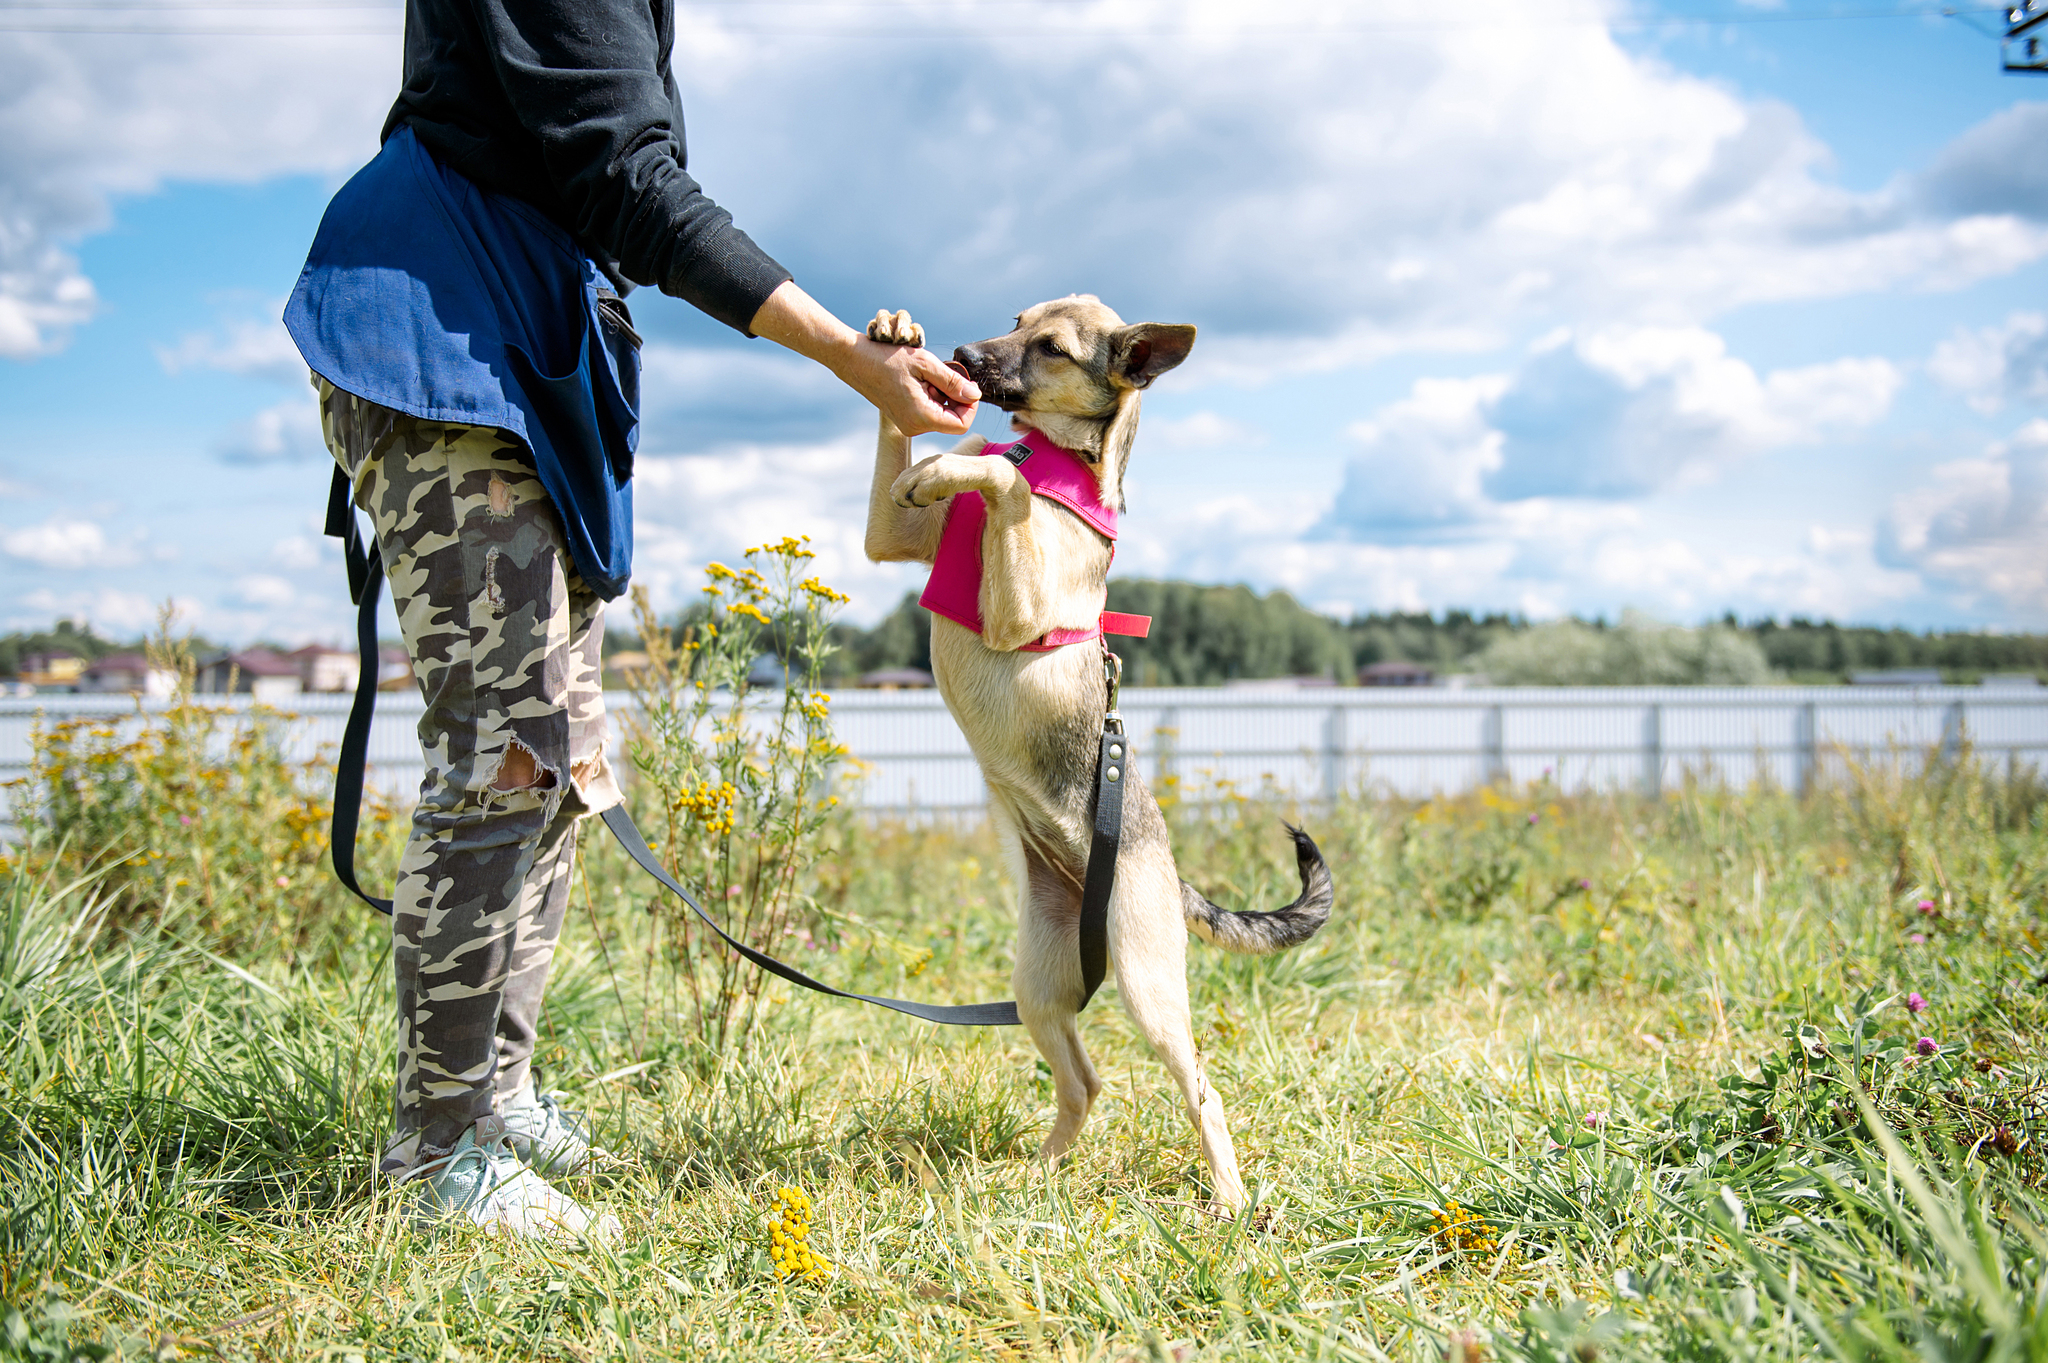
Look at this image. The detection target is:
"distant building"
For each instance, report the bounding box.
[379,646,415,691]
[17,651,85,687]
[76,653,177,697]
[1359,661,1435,688]
[603,650,653,685]
[196,649,303,702]
[286,644,361,694]
[858,667,934,690]
[1223,675,1337,691]
[1850,669,1944,686]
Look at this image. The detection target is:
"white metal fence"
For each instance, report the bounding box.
[4,685,2045,833]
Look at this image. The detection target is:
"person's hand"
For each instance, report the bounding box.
[840,333,979,436]
[749,281,980,438]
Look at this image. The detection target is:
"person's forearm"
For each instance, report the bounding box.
[749,280,978,437]
[748,281,860,378]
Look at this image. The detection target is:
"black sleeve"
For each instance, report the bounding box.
[476,0,790,333]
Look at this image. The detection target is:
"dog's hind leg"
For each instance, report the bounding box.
[1003,816,1102,1161]
[1111,827,1249,1211]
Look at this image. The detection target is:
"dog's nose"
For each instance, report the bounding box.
[953,344,983,369]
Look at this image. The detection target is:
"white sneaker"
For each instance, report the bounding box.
[406,1116,619,1241]
[500,1082,605,1177]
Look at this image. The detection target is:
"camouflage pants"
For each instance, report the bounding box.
[317,379,623,1174]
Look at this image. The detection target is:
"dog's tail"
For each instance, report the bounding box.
[1181,824,1333,956]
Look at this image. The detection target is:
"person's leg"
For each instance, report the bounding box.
[317,380,618,1177]
[493,580,621,1109]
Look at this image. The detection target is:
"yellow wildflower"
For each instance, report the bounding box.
[798,576,850,605]
[766,1184,829,1283]
[749,535,815,560]
[1430,1201,1501,1259]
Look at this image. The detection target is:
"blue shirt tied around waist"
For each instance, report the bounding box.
[285,125,641,599]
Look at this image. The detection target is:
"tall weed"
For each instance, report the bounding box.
[621,537,851,1056]
[1,614,398,957]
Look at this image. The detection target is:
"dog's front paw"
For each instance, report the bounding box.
[866,309,925,348]
[890,452,987,508]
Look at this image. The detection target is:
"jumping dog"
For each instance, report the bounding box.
[861,296,1333,1210]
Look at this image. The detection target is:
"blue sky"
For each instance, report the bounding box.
[1,0,2045,646]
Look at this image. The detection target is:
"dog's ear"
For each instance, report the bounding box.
[1111,323,1197,389]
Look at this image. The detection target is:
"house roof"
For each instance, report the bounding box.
[83,653,155,674]
[201,649,301,678]
[859,667,935,688]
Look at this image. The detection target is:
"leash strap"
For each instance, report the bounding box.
[1076,648,1125,1009]
[328,467,393,916]
[598,805,1019,1026]
[321,465,1049,1026]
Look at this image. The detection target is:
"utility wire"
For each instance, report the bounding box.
[0,1,2003,37]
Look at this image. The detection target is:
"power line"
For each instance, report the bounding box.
[0,20,392,31]
[0,2,2000,38]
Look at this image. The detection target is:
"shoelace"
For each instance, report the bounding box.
[521,1092,583,1146]
[411,1123,521,1200]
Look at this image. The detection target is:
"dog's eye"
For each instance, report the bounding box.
[1037,337,1065,360]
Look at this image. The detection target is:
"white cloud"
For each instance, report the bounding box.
[6,587,173,637]
[1879,419,2048,621]
[1141,411,1267,453]
[218,393,325,464]
[668,4,2048,377]
[1928,312,2048,414]
[1327,375,1509,531]
[629,433,931,625]
[270,535,326,571]
[637,343,859,447]
[157,312,308,386]
[1484,326,1900,500]
[0,7,395,356]
[2,516,121,570]
[1322,327,1900,528]
[1126,480,1925,628]
[229,574,299,610]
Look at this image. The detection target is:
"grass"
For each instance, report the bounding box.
[4,755,2048,1361]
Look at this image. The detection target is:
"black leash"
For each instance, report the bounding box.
[327,466,393,916]
[324,466,1123,1025]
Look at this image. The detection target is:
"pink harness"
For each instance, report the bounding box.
[918,428,1152,652]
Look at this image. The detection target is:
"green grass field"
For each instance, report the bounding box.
[5,751,2048,1361]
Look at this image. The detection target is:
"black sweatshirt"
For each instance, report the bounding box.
[384,0,791,334]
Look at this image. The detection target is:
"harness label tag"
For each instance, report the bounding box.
[999,441,1032,467]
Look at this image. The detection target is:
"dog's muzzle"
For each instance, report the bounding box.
[952,345,1023,410]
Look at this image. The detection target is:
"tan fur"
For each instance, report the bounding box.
[862,298,1282,1209]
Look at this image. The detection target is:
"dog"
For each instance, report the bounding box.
[861,296,1334,1210]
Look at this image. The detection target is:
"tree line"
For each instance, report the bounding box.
[825,584,2048,686]
[10,586,2047,688]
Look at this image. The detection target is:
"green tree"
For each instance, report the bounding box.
[1475,612,1773,685]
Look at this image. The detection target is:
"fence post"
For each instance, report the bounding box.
[1323,704,1346,807]
[1643,702,1663,799]
[1941,699,1966,765]
[1154,705,1179,793]
[1797,700,1818,797]
[1483,704,1506,785]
